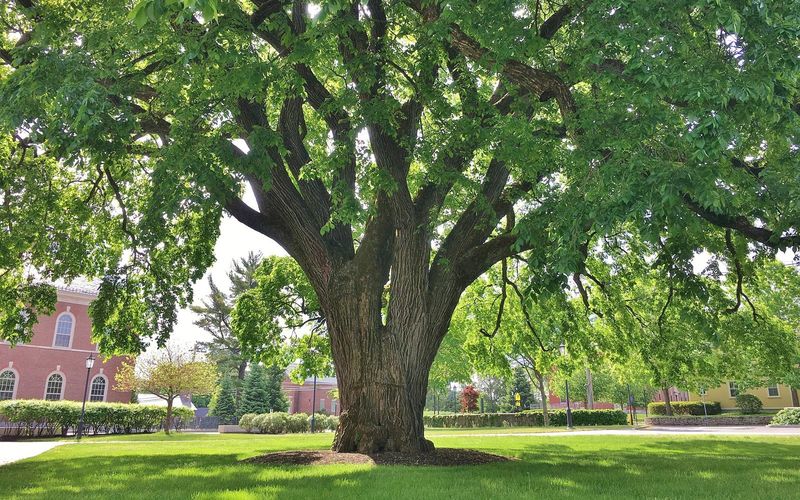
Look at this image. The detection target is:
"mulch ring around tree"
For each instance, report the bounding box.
[242,448,514,467]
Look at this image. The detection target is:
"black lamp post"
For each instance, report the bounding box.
[559,342,573,429]
[77,354,95,440]
[310,374,317,433]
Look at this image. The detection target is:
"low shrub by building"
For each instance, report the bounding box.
[238,412,338,434]
[0,400,193,438]
[770,407,800,426]
[647,401,722,416]
[423,410,627,428]
[735,394,763,414]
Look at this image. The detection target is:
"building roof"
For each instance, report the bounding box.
[137,393,196,411]
[52,277,101,297]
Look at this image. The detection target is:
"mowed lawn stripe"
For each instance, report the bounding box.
[1,433,798,499]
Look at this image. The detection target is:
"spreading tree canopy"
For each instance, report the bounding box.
[1,0,799,452]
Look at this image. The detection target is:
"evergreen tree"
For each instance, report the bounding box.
[239,363,289,416]
[238,363,271,416]
[264,365,289,413]
[209,376,238,424]
[508,367,533,412]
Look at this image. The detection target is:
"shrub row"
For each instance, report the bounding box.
[0,400,194,437]
[647,401,722,416]
[423,409,628,428]
[239,412,339,434]
[770,407,800,426]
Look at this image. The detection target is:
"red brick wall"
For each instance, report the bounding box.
[281,378,340,415]
[0,294,132,403]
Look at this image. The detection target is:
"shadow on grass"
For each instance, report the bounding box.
[1,438,798,499]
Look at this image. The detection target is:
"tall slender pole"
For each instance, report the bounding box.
[565,380,573,429]
[626,383,634,426]
[310,374,317,433]
[77,365,91,440]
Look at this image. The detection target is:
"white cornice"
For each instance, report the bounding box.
[56,289,95,306]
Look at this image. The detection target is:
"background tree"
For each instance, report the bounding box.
[191,393,212,409]
[192,252,262,381]
[474,375,507,413]
[116,346,217,433]
[239,363,289,416]
[507,367,534,412]
[238,363,271,415]
[209,375,239,424]
[3,0,799,453]
[459,385,480,413]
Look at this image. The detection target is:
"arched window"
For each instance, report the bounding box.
[0,370,16,400]
[53,313,74,348]
[89,375,107,402]
[45,373,64,400]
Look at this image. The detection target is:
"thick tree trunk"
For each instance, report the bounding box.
[324,260,445,454]
[662,386,673,416]
[535,372,549,426]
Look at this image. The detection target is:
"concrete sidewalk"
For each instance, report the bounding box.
[0,441,69,467]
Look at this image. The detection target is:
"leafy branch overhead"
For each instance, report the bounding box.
[1,0,798,453]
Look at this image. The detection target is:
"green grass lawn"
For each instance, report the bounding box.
[2,432,798,499]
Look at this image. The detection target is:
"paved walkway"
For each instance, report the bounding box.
[432,426,800,438]
[0,441,70,467]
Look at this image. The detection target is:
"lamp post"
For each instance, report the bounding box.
[559,342,573,429]
[626,383,635,426]
[77,354,95,440]
[310,374,317,433]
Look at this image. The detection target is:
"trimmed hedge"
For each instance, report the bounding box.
[0,400,194,437]
[770,407,800,426]
[423,410,627,428]
[239,412,339,434]
[647,401,722,416]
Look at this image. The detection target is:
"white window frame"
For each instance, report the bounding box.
[728,381,739,398]
[767,385,780,398]
[89,374,108,402]
[0,368,19,400]
[319,398,326,411]
[44,372,66,400]
[52,312,76,349]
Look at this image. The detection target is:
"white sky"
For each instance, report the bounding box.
[169,188,286,349]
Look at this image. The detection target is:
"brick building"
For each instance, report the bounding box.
[282,375,341,416]
[0,282,131,403]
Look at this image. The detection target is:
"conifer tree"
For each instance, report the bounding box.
[264,364,289,413]
[209,376,238,424]
[238,363,271,415]
[508,367,534,412]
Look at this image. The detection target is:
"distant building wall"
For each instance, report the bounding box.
[688,382,797,410]
[281,377,340,415]
[0,287,132,403]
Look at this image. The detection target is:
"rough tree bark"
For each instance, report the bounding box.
[662,386,674,416]
[534,371,550,426]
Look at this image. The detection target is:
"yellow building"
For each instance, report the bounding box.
[688,382,799,411]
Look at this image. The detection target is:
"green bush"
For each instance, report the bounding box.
[423,410,627,428]
[735,394,763,414]
[239,413,257,432]
[770,407,800,426]
[647,401,722,416]
[0,400,192,437]
[238,412,339,433]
